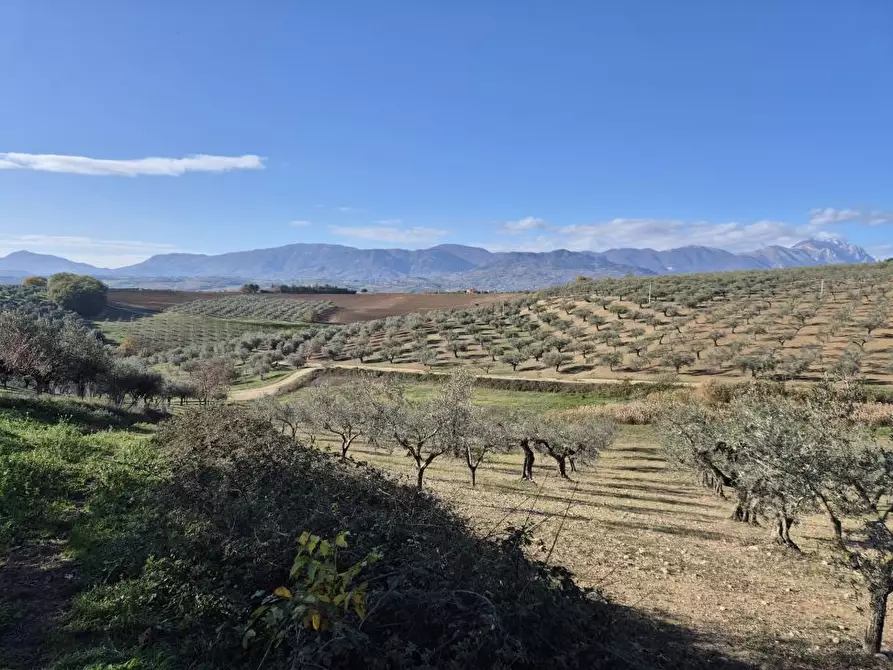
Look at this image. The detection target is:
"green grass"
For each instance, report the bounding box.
[229,368,292,390]
[0,394,162,669]
[278,378,620,410]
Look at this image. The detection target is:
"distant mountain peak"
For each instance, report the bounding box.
[791,237,874,264]
[0,250,105,276]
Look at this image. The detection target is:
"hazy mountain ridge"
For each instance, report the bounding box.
[0,237,875,291]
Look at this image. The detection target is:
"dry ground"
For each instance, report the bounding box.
[328,426,890,669]
[107,289,510,323]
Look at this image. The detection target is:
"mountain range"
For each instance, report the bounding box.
[0,238,875,291]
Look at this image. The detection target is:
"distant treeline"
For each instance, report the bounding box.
[270,284,358,294]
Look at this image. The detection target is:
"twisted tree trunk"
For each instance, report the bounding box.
[864,587,889,654]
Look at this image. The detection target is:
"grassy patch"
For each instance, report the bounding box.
[404,383,616,410]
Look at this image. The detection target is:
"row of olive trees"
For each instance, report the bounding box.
[656,382,893,654]
[260,371,615,490]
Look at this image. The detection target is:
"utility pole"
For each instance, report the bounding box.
[647,281,652,306]
[820,278,824,299]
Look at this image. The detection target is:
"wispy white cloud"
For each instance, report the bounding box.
[561,218,797,253]
[0,152,264,176]
[375,218,403,226]
[338,206,359,213]
[482,218,813,254]
[329,225,448,246]
[0,234,183,268]
[485,206,893,254]
[499,216,550,234]
[289,220,312,228]
[866,243,893,260]
[808,207,893,227]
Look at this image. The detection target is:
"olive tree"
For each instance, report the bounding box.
[455,406,514,487]
[529,415,616,479]
[305,378,382,459]
[371,369,474,489]
[542,351,570,372]
[658,382,893,654]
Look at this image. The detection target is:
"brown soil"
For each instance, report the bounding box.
[108,289,511,323]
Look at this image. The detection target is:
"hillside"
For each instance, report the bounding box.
[0,237,875,291]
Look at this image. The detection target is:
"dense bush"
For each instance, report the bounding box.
[47,273,108,317]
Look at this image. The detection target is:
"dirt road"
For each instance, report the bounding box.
[229,367,319,401]
[320,362,699,387]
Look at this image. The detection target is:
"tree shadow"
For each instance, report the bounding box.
[562,363,596,374]
[98,304,157,322]
[596,517,731,542]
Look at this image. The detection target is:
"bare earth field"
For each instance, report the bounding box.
[332,426,889,670]
[107,289,510,323]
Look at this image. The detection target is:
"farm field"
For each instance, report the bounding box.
[93,311,299,352]
[321,426,888,669]
[107,288,512,323]
[315,265,893,384]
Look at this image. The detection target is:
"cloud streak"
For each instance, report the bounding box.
[0,152,264,176]
[809,207,893,227]
[289,220,312,228]
[329,225,448,246]
[485,218,810,254]
[500,216,549,234]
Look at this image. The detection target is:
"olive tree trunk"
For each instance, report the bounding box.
[864,588,889,654]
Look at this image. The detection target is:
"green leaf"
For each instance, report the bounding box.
[298,531,310,546]
[335,531,349,548]
[319,540,331,557]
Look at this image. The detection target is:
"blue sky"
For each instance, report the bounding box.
[0,1,891,267]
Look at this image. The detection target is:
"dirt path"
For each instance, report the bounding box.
[229,367,319,401]
[321,362,700,387]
